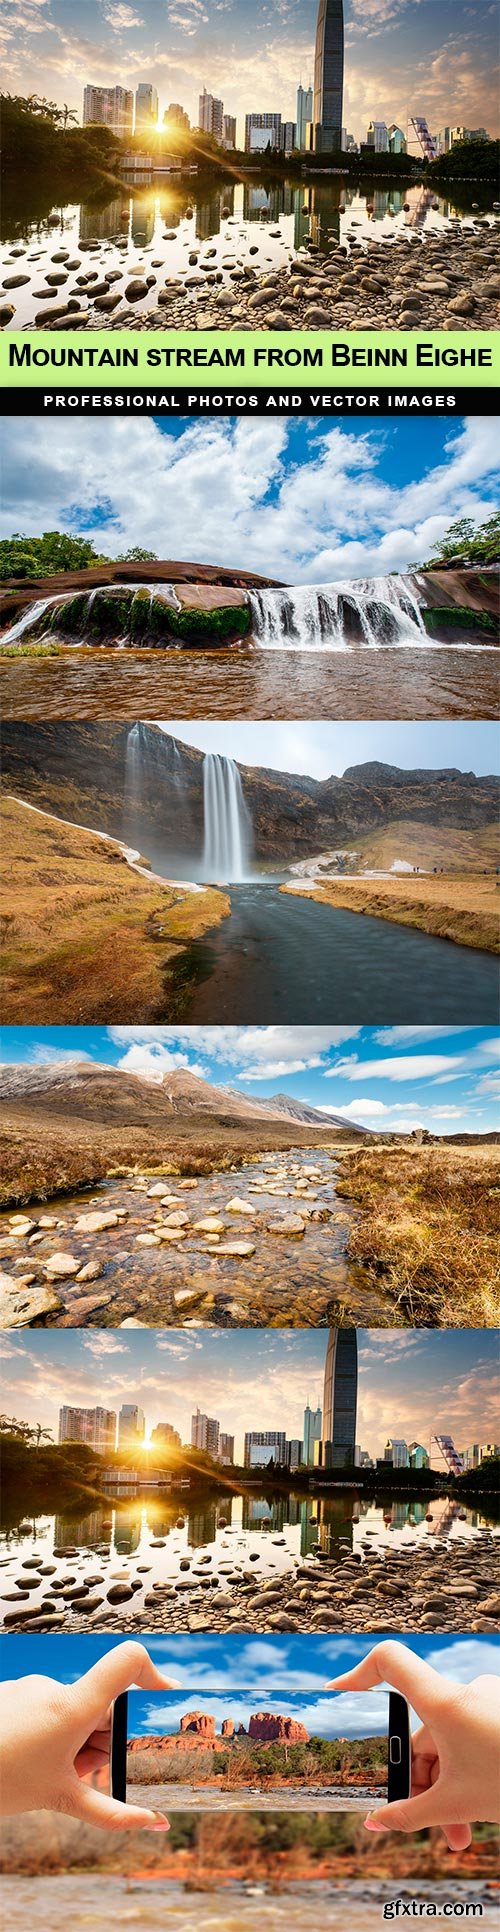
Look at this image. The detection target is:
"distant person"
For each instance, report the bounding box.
[328,1639,500,1848]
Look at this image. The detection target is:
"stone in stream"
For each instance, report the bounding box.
[267,1216,306,1237]
[74,1210,123,1233]
[75,1260,103,1282]
[0,1273,63,1325]
[136,1233,161,1246]
[44,1252,80,1279]
[162,1210,191,1227]
[215,1242,256,1258]
[225,1198,257,1216]
[193,1218,226,1234]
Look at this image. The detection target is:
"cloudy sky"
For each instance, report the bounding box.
[3,1634,499,1740]
[2,1326,498,1456]
[160,719,499,775]
[3,415,499,584]
[2,1,499,144]
[3,1023,499,1134]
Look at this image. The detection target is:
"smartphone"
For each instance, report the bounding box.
[109,1686,411,1808]
[387,1690,411,1803]
[110,1690,128,1802]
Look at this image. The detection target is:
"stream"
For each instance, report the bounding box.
[167,884,500,1023]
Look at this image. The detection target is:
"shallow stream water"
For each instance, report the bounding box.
[2,645,498,723]
[1,1493,496,1634]
[1,1877,497,1930]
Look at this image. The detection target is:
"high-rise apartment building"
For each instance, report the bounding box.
[313,0,344,152]
[219,1432,235,1464]
[384,1438,410,1467]
[223,115,237,149]
[59,1406,116,1452]
[83,85,134,137]
[244,1430,287,1467]
[245,113,282,153]
[199,89,224,142]
[135,83,158,132]
[191,1408,220,1456]
[150,1423,181,1449]
[367,121,389,152]
[164,103,190,131]
[118,1404,146,1446]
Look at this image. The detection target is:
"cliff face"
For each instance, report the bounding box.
[1,722,497,865]
[128,1709,311,1751]
[248,1713,309,1743]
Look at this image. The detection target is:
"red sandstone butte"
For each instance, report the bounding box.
[248,1713,310,1743]
[179,1712,216,1740]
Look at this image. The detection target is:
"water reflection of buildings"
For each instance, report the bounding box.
[241,1495,287,1533]
[188,1497,234,1547]
[114,1508,142,1555]
[79,199,128,241]
[301,1494,358,1557]
[196,188,234,242]
[130,199,156,246]
[54,1511,108,1551]
[242,184,294,226]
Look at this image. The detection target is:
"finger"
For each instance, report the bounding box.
[67,1779,170,1834]
[364,1786,444,1834]
[69,1642,180,1733]
[326,1641,450,1723]
[74,1747,110,1776]
[442,1823,473,1852]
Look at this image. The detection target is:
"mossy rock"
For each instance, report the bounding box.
[423,604,497,637]
[168,604,251,647]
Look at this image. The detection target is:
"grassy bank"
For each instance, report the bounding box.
[336,1144,500,1326]
[283,872,500,955]
[0,794,229,1023]
[0,1105,342,1207]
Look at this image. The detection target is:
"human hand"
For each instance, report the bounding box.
[327,1638,500,1851]
[0,1640,179,1832]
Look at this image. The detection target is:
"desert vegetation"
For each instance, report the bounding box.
[127,1734,386,1790]
[337,1144,500,1326]
[0,1805,497,1883]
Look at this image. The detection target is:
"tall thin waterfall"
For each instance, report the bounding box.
[248,577,428,651]
[124,721,142,819]
[202,754,252,881]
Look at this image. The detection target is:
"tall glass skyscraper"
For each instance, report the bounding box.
[315,1327,358,1468]
[313,0,344,153]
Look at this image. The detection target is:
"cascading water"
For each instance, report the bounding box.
[202,754,252,881]
[248,577,429,651]
[0,582,181,649]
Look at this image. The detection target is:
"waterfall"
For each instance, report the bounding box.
[0,593,67,646]
[124,722,142,820]
[0,581,181,649]
[248,577,429,652]
[202,754,252,881]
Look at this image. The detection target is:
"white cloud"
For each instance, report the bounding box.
[2,416,498,587]
[323,1054,464,1083]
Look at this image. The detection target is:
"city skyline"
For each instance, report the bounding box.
[3,1328,498,1460]
[3,1633,499,1741]
[2,1024,499,1136]
[2,415,498,589]
[2,2,498,147]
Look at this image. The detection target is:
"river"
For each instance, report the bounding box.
[1,177,489,331]
[2,644,498,724]
[167,884,499,1023]
[1,1877,497,1931]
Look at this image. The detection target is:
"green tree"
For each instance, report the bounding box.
[116,547,159,562]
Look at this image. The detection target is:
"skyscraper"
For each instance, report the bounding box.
[244,1431,287,1467]
[118,1403,146,1446]
[303,1401,322,1466]
[135,83,159,132]
[315,1328,357,1469]
[313,0,344,153]
[297,84,313,151]
[191,1408,220,1456]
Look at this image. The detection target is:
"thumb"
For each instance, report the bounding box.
[365,1785,444,1834]
[67,1778,170,1834]
[442,1823,473,1852]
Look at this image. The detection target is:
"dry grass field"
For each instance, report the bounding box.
[0,795,229,1022]
[285,872,500,954]
[337,1143,500,1326]
[0,1104,341,1207]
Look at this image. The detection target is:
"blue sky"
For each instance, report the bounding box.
[2,1327,498,1456]
[2,1635,499,1742]
[2,1023,499,1134]
[2,2,498,143]
[3,416,498,583]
